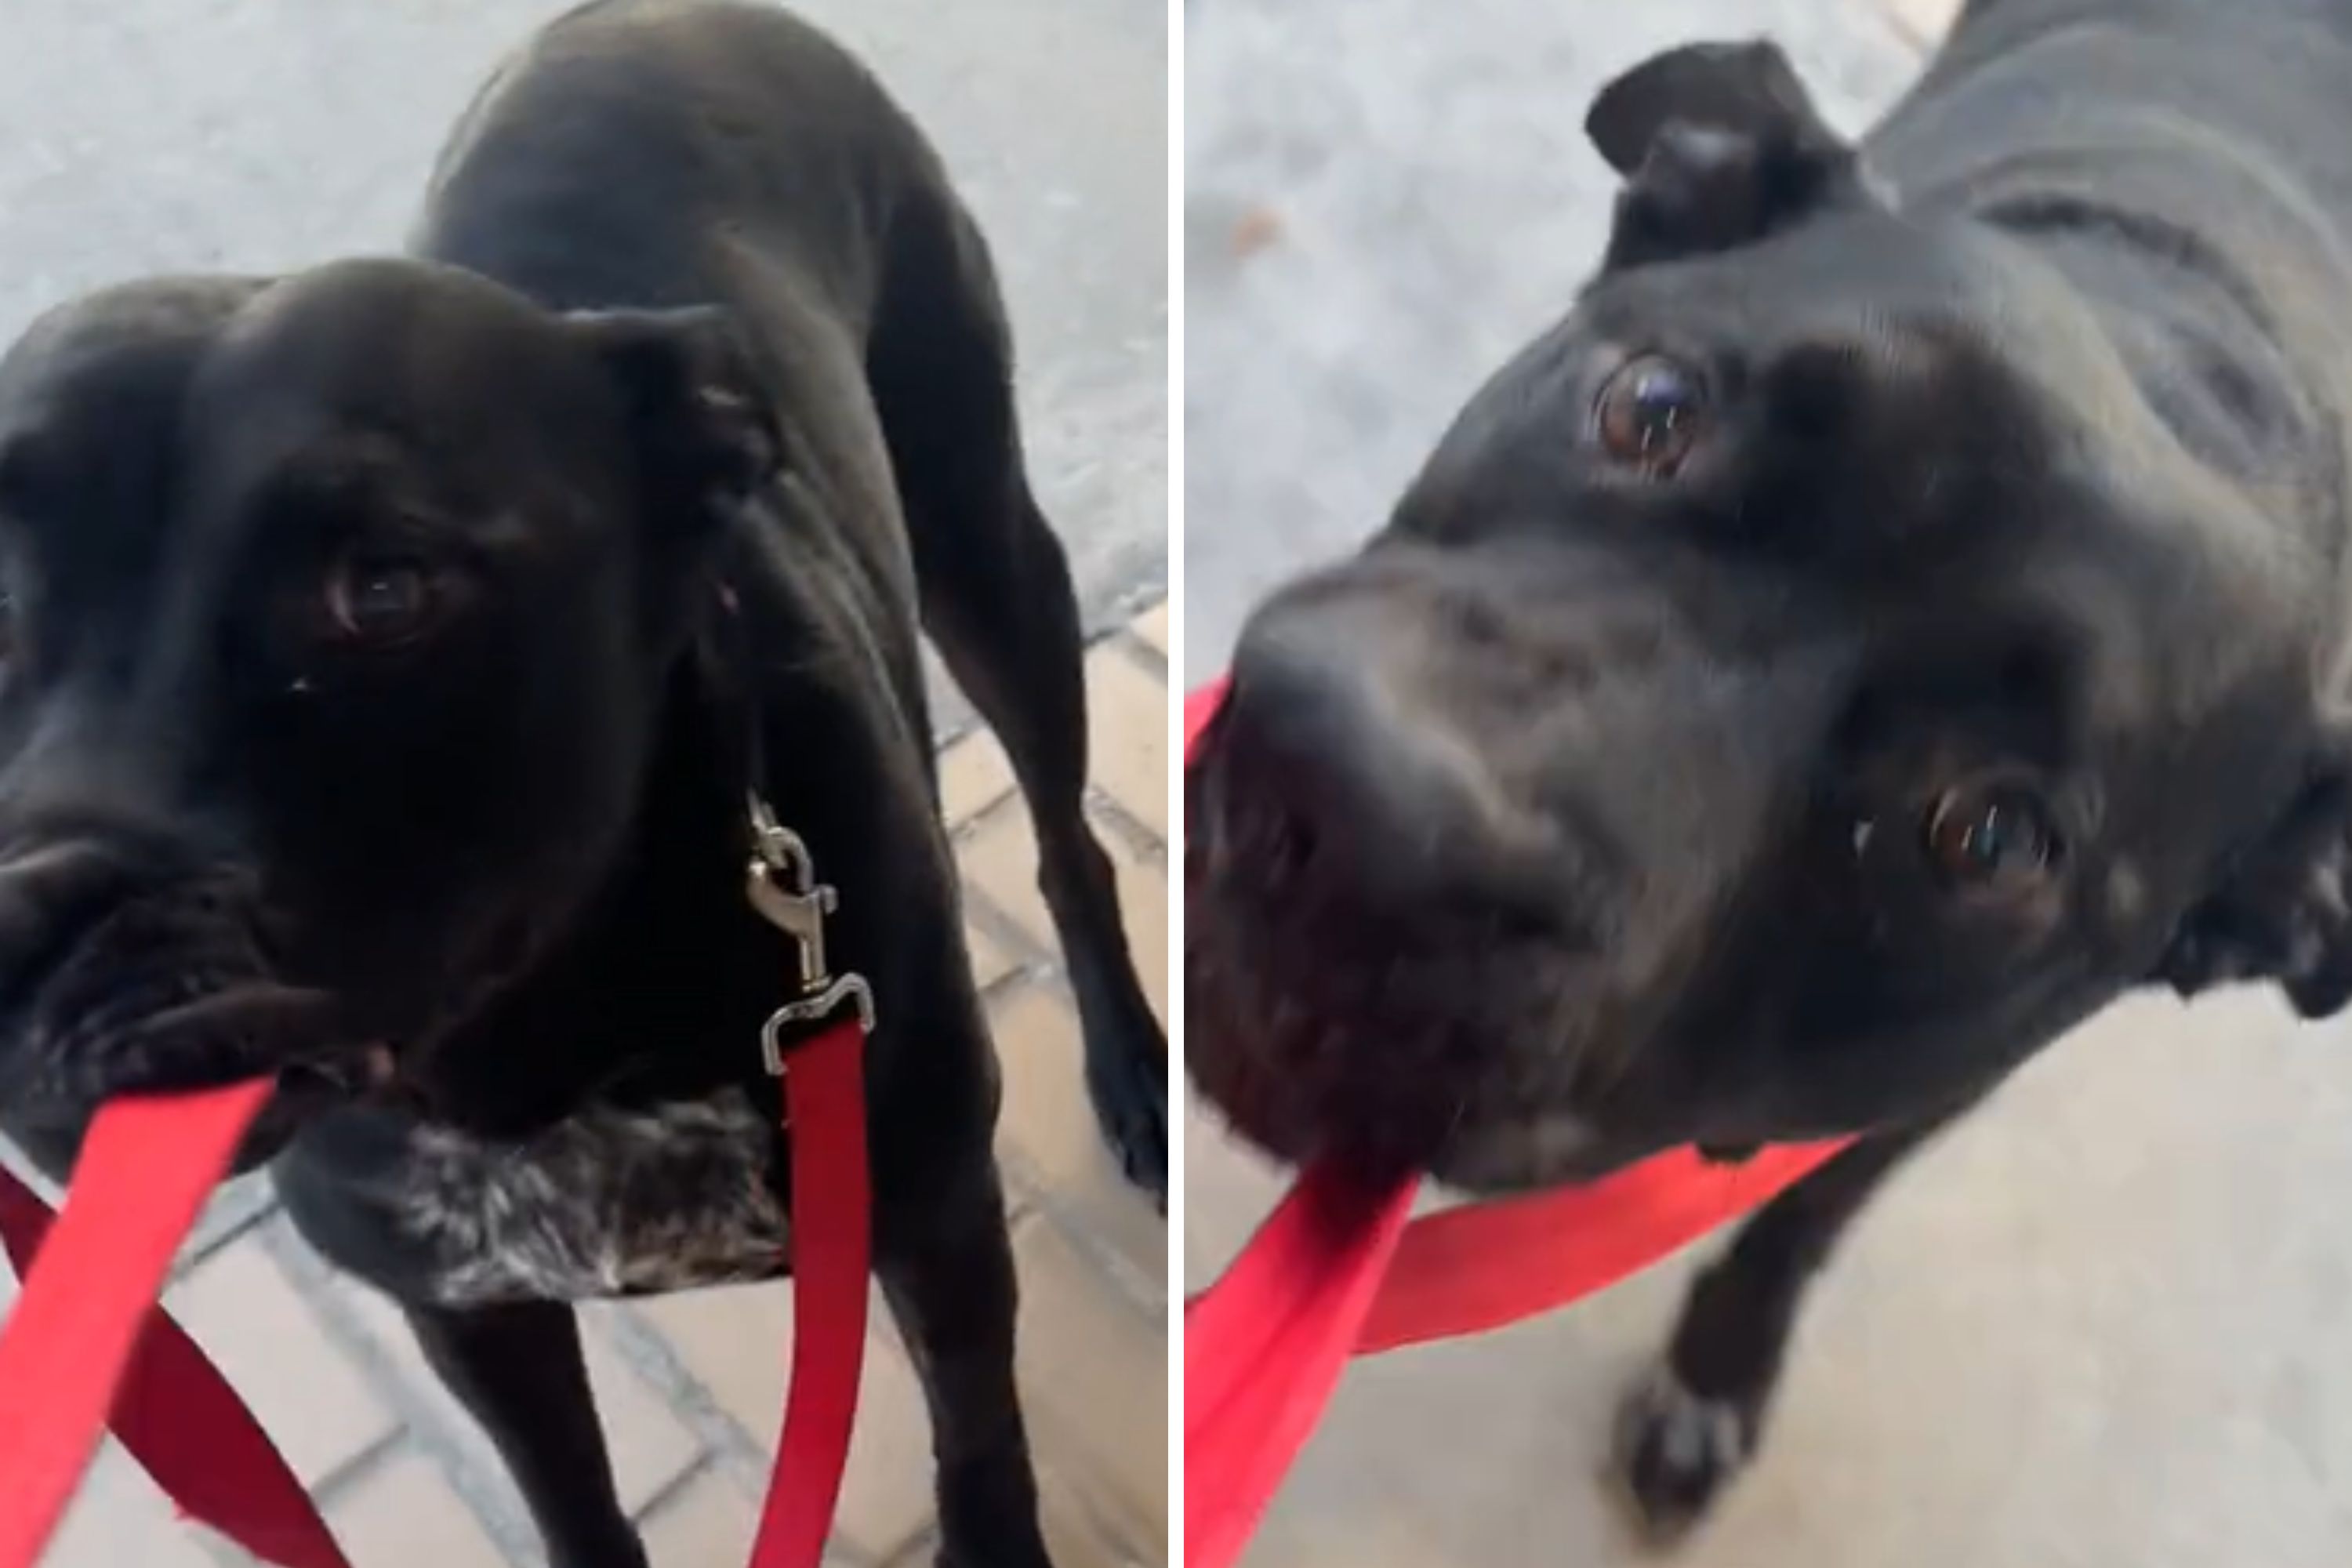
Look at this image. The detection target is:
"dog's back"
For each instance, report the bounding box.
[1889,0,2352,209]
[416,0,940,338]
[1867,0,2352,585]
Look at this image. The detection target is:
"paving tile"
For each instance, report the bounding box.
[635,1279,798,1444]
[939,726,1018,827]
[634,1471,860,1567]
[326,1450,509,1568]
[966,920,1022,991]
[1872,0,1962,46]
[959,805,1056,951]
[44,1445,222,1568]
[992,982,1165,1287]
[577,1305,706,1512]
[633,1281,939,1558]
[639,1468,758,1564]
[322,1272,516,1501]
[834,1318,942,1559]
[1037,1459,1165,1568]
[1128,601,1171,657]
[1010,1216,1167,1544]
[1083,642,1170,839]
[165,1235,399,1486]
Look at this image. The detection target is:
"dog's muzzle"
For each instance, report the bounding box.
[0,827,339,1168]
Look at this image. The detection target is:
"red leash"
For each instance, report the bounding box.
[0,1083,350,1568]
[1181,679,1852,1566]
[0,807,875,1568]
[752,1014,870,1568]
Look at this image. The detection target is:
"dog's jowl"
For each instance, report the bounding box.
[1189,0,2352,1542]
[0,4,1168,1566]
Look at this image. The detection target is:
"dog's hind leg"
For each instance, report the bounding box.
[1611,1113,1964,1542]
[405,1299,651,1568]
[866,189,1168,1203]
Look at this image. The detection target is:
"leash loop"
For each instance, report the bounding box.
[747,794,878,1068]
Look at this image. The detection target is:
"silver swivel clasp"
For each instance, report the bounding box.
[745,793,877,1074]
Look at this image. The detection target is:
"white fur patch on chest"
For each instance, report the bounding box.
[398,1087,791,1308]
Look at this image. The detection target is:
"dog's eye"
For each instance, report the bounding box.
[0,589,14,671]
[1594,354,1708,474]
[323,553,446,648]
[1922,782,2062,891]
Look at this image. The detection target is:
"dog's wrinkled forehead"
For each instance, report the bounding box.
[0,279,267,608]
[180,260,632,521]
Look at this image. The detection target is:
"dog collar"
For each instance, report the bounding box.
[1181,677,1849,1568]
[0,794,877,1568]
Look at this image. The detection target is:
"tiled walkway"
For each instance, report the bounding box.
[27,600,1171,1568]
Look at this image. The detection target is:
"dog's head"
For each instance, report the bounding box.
[1189,40,2350,1190]
[0,259,775,1165]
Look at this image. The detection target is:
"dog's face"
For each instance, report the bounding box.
[1189,42,2352,1191]
[0,260,773,1161]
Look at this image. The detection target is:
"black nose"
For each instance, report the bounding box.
[1211,591,1566,924]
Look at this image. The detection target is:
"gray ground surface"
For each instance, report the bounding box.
[0,0,1167,662]
[1183,2,2352,1563]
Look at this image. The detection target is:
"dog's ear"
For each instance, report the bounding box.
[1584,39,1872,267]
[2157,756,2352,1018]
[569,307,780,532]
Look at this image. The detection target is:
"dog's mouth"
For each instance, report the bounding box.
[0,861,405,1175]
[1185,769,1653,1194]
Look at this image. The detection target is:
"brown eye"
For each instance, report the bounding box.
[1923,782,2062,890]
[0,588,16,672]
[1595,354,1708,474]
[325,553,444,647]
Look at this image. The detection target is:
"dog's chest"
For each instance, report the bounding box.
[397,1087,791,1308]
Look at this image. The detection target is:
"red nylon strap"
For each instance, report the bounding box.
[1181,1167,1413,1568]
[752,1014,870,1568]
[1181,677,1854,1568]
[0,1014,871,1568]
[0,1082,350,1568]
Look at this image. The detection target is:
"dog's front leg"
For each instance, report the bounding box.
[1612,1109,1972,1542]
[876,1149,1054,1568]
[406,1299,652,1568]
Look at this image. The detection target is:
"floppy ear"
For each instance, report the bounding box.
[568,307,780,532]
[1584,39,1873,268]
[2157,760,2352,1018]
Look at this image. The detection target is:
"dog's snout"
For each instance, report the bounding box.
[0,836,128,975]
[0,809,227,985]
[1216,595,1552,920]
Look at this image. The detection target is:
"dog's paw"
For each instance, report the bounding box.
[1084,1017,1169,1211]
[1609,1362,1755,1545]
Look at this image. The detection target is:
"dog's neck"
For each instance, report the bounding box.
[400,528,937,1138]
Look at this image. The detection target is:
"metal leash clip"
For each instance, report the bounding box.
[745,793,877,1073]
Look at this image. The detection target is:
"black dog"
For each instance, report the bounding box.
[0,3,1165,1565]
[1190,0,2352,1539]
